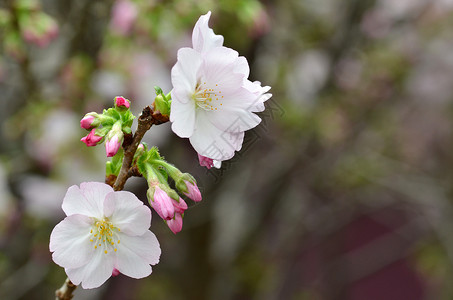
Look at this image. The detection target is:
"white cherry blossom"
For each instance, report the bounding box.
[170,11,271,163]
[49,182,160,289]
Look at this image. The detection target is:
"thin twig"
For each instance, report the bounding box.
[55,277,77,300]
[112,106,168,191]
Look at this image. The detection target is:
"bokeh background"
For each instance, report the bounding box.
[1,0,453,299]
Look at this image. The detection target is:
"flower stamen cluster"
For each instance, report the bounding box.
[193,82,223,111]
[89,218,121,253]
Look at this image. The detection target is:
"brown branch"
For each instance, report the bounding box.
[55,277,77,300]
[113,106,169,191]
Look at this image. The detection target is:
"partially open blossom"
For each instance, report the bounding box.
[110,0,138,35]
[198,153,221,169]
[114,96,130,109]
[170,11,272,165]
[81,129,103,147]
[147,186,175,220]
[49,182,160,289]
[166,213,183,234]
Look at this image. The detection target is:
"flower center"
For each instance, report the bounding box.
[193,82,224,111]
[89,218,121,254]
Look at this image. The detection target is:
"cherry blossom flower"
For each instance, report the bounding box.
[49,182,160,289]
[170,11,271,165]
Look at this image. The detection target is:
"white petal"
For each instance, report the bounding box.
[62,185,101,218]
[192,11,224,53]
[213,160,222,168]
[66,249,115,289]
[170,98,196,138]
[114,231,160,278]
[207,107,261,133]
[201,47,244,91]
[104,191,151,236]
[190,112,239,160]
[62,182,112,218]
[171,47,202,104]
[50,214,95,269]
[118,231,161,266]
[234,56,250,77]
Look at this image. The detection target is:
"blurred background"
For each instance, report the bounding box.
[1,0,453,299]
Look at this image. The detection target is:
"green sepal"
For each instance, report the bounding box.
[154,86,163,95]
[105,148,123,177]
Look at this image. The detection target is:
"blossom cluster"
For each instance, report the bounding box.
[50,11,271,293]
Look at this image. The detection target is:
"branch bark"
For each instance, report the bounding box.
[55,277,77,300]
[112,106,168,191]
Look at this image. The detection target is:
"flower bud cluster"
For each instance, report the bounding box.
[136,146,202,234]
[153,86,171,117]
[80,96,135,158]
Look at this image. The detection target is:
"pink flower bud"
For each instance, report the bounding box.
[167,213,183,234]
[114,96,130,109]
[112,268,120,277]
[105,135,122,157]
[198,153,214,169]
[81,129,103,147]
[80,115,96,129]
[171,198,188,214]
[150,187,175,220]
[183,180,202,202]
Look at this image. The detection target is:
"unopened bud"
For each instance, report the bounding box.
[171,198,188,214]
[114,96,130,109]
[147,186,175,220]
[81,129,103,147]
[105,134,122,157]
[182,180,202,202]
[80,113,100,129]
[166,213,183,234]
